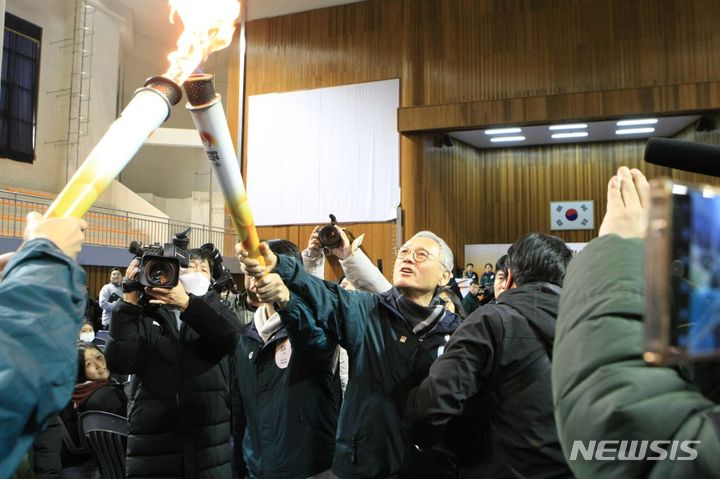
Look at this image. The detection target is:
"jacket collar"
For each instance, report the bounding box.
[377,287,461,337]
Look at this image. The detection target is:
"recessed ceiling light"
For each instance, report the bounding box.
[485,128,522,135]
[617,119,658,126]
[490,136,526,143]
[551,132,589,139]
[549,123,588,131]
[616,128,655,135]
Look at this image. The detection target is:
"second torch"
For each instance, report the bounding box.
[183,73,264,264]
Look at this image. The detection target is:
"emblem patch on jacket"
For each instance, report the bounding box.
[275,338,292,369]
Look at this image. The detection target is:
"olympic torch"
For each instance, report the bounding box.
[45,77,182,218]
[183,73,264,265]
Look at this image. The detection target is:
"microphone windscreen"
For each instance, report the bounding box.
[645,138,720,177]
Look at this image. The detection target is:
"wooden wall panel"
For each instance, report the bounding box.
[85,266,118,299]
[229,0,720,273]
[411,124,720,266]
[255,221,396,281]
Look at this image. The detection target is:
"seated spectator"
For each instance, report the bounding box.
[480,262,495,289]
[462,282,482,315]
[72,343,126,415]
[464,263,479,283]
[78,321,105,348]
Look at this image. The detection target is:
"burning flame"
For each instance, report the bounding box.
[163,0,241,85]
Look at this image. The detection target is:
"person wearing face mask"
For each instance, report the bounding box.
[104,244,239,479]
[236,231,462,478]
[78,321,106,348]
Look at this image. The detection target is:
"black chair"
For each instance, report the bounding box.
[79,411,128,479]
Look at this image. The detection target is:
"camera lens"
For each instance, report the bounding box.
[144,260,176,287]
[318,225,341,249]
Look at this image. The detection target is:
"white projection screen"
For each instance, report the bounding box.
[246,79,400,226]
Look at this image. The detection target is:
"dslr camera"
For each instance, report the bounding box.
[128,228,191,289]
[317,214,342,249]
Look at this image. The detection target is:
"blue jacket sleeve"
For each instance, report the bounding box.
[0,239,86,477]
[274,254,377,355]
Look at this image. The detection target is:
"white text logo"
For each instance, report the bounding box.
[569,440,700,461]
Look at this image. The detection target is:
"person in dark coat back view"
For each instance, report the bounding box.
[105,245,239,479]
[405,233,575,478]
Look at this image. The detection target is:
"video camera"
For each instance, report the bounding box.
[128,228,191,289]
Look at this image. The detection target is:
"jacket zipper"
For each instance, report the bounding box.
[352,432,359,465]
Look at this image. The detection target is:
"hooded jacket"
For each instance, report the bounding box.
[405,281,573,479]
[105,290,238,479]
[0,239,86,477]
[273,254,461,478]
[553,235,720,478]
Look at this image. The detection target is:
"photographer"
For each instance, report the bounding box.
[104,243,239,479]
[303,223,392,294]
[552,167,720,477]
[98,268,123,329]
[0,212,86,477]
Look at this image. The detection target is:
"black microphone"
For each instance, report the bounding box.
[645,137,720,177]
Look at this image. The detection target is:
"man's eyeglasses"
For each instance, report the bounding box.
[397,247,441,264]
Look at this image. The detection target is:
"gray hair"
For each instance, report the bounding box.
[410,231,454,273]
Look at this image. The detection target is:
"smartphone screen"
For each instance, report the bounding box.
[670,187,720,357]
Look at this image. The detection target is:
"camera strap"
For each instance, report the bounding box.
[121,277,142,293]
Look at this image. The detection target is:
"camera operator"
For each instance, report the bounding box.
[552,167,720,477]
[98,268,122,329]
[104,243,239,479]
[0,212,86,477]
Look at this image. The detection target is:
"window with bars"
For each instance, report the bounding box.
[0,13,41,164]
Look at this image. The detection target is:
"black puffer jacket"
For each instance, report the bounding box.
[405,282,573,478]
[105,291,238,479]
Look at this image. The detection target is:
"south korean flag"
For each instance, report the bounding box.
[550,201,594,231]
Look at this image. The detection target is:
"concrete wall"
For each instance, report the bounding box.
[0,0,231,227]
[0,0,69,192]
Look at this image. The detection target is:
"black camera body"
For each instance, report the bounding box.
[318,214,342,249]
[128,228,191,289]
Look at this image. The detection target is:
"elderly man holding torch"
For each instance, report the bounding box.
[236,231,461,478]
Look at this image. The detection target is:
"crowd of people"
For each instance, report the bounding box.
[1,166,719,478]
